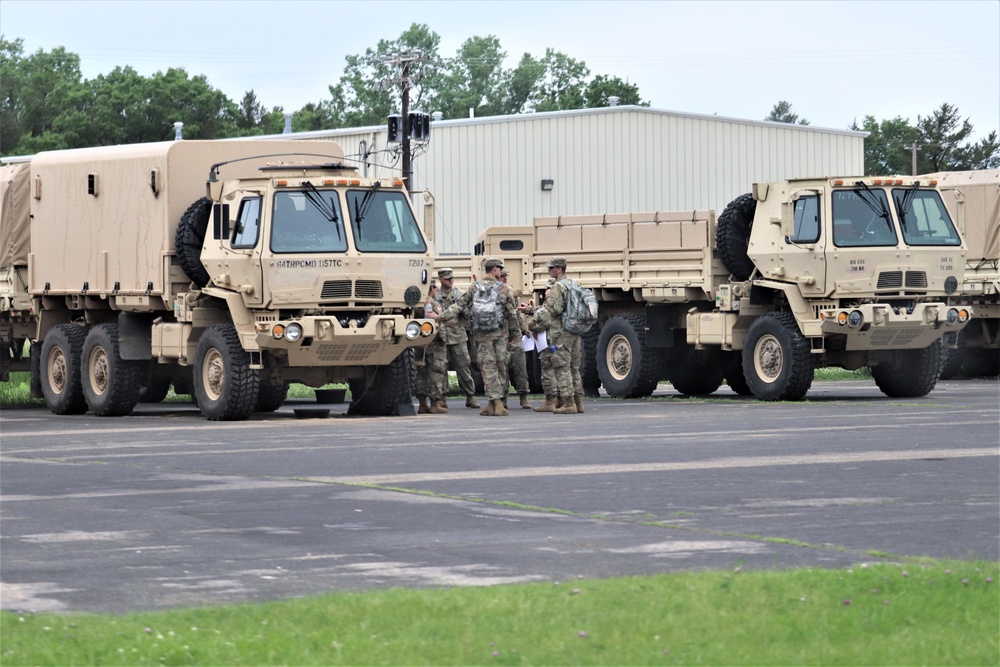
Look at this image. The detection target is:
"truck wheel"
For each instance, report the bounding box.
[255,381,289,412]
[580,326,601,397]
[597,314,662,398]
[81,324,142,416]
[175,197,213,287]
[872,340,942,398]
[348,349,414,416]
[667,347,724,396]
[194,323,259,421]
[716,193,757,281]
[743,312,814,401]
[723,351,753,395]
[40,323,88,415]
[138,376,172,403]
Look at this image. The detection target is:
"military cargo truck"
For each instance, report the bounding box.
[0,140,437,419]
[471,176,971,401]
[0,162,32,381]
[923,169,999,377]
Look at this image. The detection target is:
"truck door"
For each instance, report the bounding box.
[784,193,828,295]
[222,193,265,306]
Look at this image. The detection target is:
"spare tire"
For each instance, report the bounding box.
[716,193,757,281]
[175,198,213,287]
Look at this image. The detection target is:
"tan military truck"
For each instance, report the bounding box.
[0,161,32,381]
[1,140,437,419]
[923,169,999,377]
[472,176,971,401]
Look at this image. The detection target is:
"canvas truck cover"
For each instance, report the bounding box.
[28,139,344,297]
[923,170,1000,261]
[0,162,30,269]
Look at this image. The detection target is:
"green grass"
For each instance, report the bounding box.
[1,562,995,666]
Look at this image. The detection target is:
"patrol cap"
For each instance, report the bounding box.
[437,267,454,279]
[546,256,567,269]
[484,257,504,270]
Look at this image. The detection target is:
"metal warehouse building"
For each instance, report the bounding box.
[267,105,865,255]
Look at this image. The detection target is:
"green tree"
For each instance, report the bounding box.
[435,35,513,119]
[850,115,920,175]
[531,48,589,112]
[916,103,1000,172]
[766,100,809,125]
[583,75,647,108]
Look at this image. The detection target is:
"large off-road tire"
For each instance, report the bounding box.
[255,381,289,413]
[597,314,662,398]
[138,376,172,403]
[871,340,942,398]
[963,348,1000,377]
[348,349,415,416]
[716,192,757,280]
[40,323,88,415]
[580,325,601,397]
[194,323,259,421]
[175,197,213,287]
[666,346,724,396]
[723,350,753,395]
[743,312,814,401]
[526,349,544,394]
[81,323,142,416]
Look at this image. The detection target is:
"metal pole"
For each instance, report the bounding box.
[903,142,921,176]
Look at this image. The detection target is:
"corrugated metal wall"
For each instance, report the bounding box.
[273,106,865,254]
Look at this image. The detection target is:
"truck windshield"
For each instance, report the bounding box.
[891,189,961,246]
[347,189,427,253]
[831,189,898,247]
[270,191,347,253]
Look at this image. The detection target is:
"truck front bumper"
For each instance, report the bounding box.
[818,303,971,350]
[254,314,436,366]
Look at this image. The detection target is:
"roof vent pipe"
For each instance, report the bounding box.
[432,111,443,121]
[608,96,620,107]
[173,122,184,140]
[283,113,293,134]
[469,107,475,118]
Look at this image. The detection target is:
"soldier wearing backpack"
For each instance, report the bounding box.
[522,257,586,414]
[434,268,480,409]
[439,258,521,416]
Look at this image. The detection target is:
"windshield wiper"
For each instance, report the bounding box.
[353,181,381,227]
[894,182,920,232]
[853,181,893,229]
[301,181,341,240]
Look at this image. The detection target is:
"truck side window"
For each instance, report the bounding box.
[790,195,820,243]
[232,197,261,248]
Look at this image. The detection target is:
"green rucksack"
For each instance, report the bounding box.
[559,279,598,334]
[469,281,504,331]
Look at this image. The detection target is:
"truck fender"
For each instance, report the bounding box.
[751,279,813,325]
[198,286,257,350]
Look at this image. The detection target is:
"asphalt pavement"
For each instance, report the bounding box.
[1,378,997,614]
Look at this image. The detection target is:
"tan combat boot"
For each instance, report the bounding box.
[553,396,578,414]
[534,396,556,412]
[493,398,509,416]
[430,400,449,414]
[501,395,508,410]
[466,394,481,409]
[574,394,585,413]
[519,392,532,409]
[417,396,430,414]
[479,400,496,416]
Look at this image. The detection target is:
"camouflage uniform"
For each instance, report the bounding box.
[416,295,448,412]
[434,279,478,402]
[507,312,530,395]
[527,258,583,413]
[534,279,558,403]
[440,261,520,412]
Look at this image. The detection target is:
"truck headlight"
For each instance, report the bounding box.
[847,310,863,328]
[405,322,421,340]
[285,323,303,342]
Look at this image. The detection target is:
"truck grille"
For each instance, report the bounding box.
[320,280,383,300]
[876,271,927,290]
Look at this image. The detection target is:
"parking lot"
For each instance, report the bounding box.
[1,378,997,614]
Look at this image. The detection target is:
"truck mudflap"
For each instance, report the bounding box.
[254,314,435,366]
[819,303,972,351]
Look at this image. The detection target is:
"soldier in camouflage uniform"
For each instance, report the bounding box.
[434,268,480,409]
[523,257,584,414]
[416,282,448,414]
[440,258,520,416]
[499,269,533,409]
[527,277,558,412]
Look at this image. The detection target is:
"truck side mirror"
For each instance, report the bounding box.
[780,202,794,237]
[207,180,224,201]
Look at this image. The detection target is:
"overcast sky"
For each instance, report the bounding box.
[3,0,998,137]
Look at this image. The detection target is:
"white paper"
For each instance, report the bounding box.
[534,331,548,349]
[522,334,534,351]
